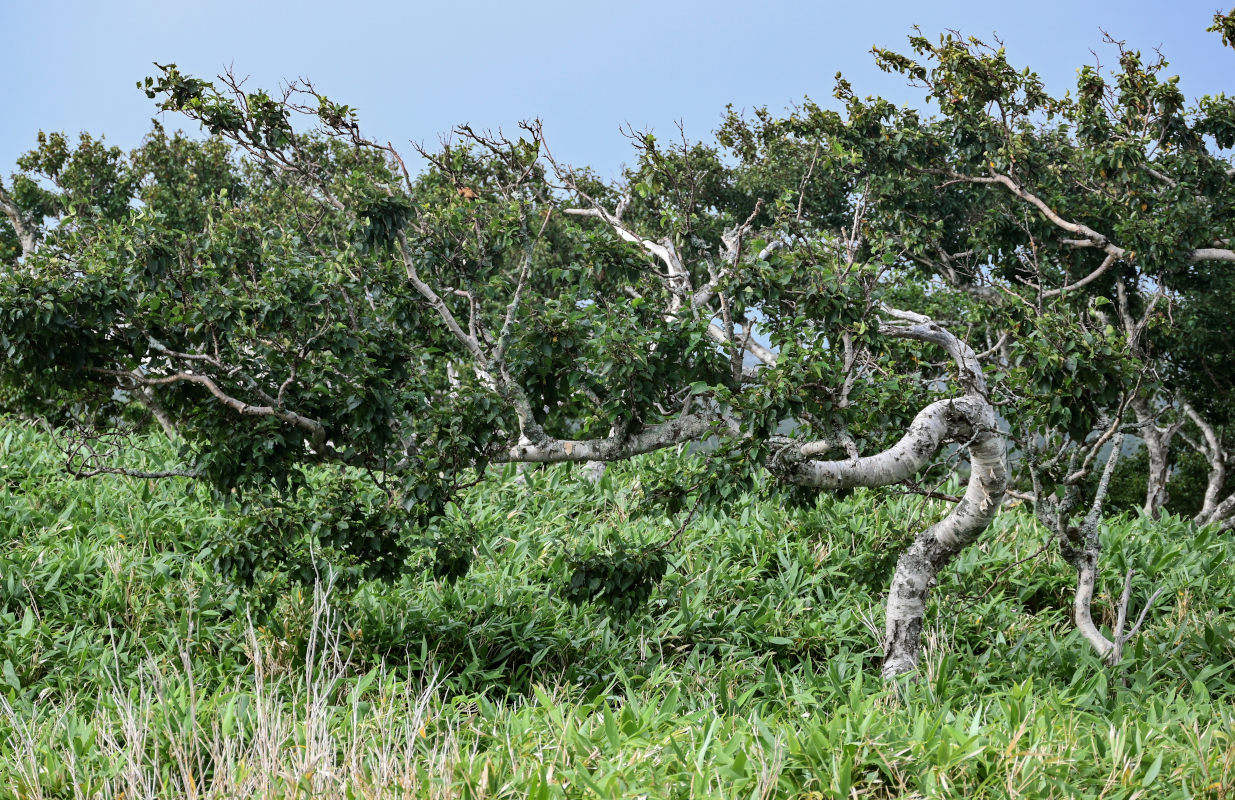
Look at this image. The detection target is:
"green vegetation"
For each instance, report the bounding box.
[5,16,1235,681]
[2,421,1232,799]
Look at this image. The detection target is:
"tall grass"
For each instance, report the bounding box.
[1,584,446,798]
[2,420,1234,798]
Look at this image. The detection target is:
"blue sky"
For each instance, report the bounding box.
[3,1,1232,179]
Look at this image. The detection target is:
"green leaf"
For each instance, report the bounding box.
[1140,752,1164,787]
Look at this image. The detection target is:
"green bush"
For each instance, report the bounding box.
[2,419,1234,798]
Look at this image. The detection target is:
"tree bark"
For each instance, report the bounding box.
[881,400,1006,676]
[0,182,39,260]
[1131,395,1182,518]
[1183,403,1231,528]
[774,308,1007,678]
[1056,434,1124,664]
[778,396,1006,677]
[136,387,179,441]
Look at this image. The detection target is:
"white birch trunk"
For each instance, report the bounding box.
[775,310,1007,677]
[778,396,1006,676]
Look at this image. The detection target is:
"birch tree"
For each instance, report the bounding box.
[2,16,1232,676]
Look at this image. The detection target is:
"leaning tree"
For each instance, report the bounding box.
[2,16,1232,676]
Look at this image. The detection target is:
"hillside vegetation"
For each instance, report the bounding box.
[1,420,1233,798]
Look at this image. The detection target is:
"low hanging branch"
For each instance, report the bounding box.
[500,411,720,464]
[90,367,328,451]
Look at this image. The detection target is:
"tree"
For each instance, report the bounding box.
[2,17,1232,677]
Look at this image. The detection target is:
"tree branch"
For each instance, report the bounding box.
[95,368,327,449]
[0,180,40,258]
[500,411,717,463]
[929,168,1235,265]
[879,305,987,396]
[395,231,488,364]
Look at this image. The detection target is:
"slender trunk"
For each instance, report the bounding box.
[1070,556,1116,661]
[136,387,179,441]
[1131,396,1180,518]
[1054,433,1125,664]
[1116,283,1178,519]
[1144,437,1170,517]
[1183,403,1228,526]
[1197,461,1226,524]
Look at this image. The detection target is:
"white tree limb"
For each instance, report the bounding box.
[93,368,327,450]
[500,412,717,464]
[932,169,1235,265]
[772,309,1005,677]
[0,180,39,259]
[396,232,488,365]
[1042,252,1119,299]
[562,206,692,312]
[879,306,987,396]
[1183,402,1226,524]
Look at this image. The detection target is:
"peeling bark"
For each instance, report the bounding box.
[774,310,1007,678]
[500,412,717,465]
[882,402,1006,676]
[778,396,1006,677]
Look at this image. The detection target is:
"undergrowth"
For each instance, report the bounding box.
[1,420,1233,798]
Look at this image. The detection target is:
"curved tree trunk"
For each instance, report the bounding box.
[778,397,1006,677]
[773,310,1007,678]
[881,399,1006,676]
[1183,403,1235,530]
[1053,432,1164,665]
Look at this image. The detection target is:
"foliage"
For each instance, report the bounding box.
[561,545,669,618]
[2,21,1234,682]
[2,423,1234,797]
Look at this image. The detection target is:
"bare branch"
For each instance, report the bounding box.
[706,322,777,366]
[563,206,690,306]
[493,206,549,368]
[94,368,327,449]
[70,465,198,480]
[395,232,488,364]
[694,198,764,308]
[1121,585,1167,642]
[1042,252,1119,299]
[0,180,40,258]
[929,168,1235,265]
[1189,247,1235,263]
[879,306,986,396]
[501,411,718,464]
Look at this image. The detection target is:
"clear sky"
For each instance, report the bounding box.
[3,0,1232,179]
